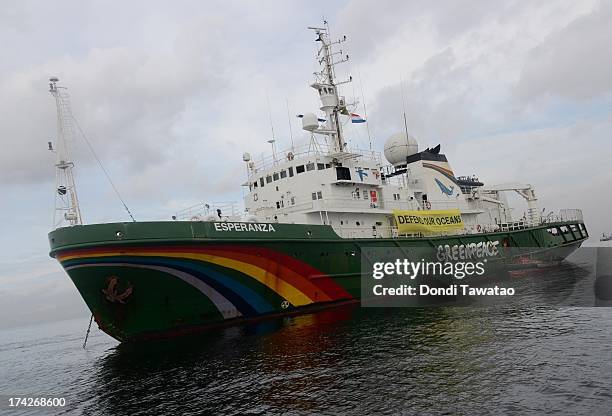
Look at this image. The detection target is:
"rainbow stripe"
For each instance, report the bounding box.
[422,162,459,185]
[58,245,353,318]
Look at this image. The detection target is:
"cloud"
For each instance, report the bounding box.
[516,2,612,101]
[0,29,230,186]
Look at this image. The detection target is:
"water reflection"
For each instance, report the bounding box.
[82,254,611,415]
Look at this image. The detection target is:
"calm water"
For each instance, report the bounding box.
[2,249,612,415]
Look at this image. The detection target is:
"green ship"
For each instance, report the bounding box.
[47,25,588,342]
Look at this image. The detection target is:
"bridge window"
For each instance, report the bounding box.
[317,191,322,199]
[325,163,331,169]
[259,178,264,187]
[280,170,287,179]
[317,163,325,170]
[266,175,272,184]
[312,192,317,200]
[288,167,294,177]
[336,167,351,180]
[273,172,279,181]
[290,197,295,205]
[296,165,305,174]
[306,162,315,171]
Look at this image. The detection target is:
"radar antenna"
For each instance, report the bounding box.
[48,77,83,227]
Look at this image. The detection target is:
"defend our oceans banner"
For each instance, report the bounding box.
[393,209,464,233]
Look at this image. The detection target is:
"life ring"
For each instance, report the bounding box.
[424,201,431,210]
[287,152,294,161]
[476,224,482,232]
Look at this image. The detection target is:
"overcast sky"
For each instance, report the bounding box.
[1,0,611,329]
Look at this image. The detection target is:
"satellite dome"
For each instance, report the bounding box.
[384,132,419,166]
[301,113,319,132]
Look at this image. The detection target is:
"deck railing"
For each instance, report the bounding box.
[249,142,382,172]
[542,209,583,224]
[173,202,240,221]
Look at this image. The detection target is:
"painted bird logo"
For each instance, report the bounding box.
[435,178,454,196]
[102,276,133,304]
[356,167,368,181]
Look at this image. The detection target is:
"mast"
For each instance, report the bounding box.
[307,22,351,153]
[49,77,82,227]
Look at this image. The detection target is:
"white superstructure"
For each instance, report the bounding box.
[238,24,586,239]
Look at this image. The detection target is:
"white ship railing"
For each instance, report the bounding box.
[305,197,467,212]
[250,142,382,172]
[173,201,240,221]
[333,225,471,239]
[541,209,583,224]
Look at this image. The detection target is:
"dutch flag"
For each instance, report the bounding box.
[351,113,366,123]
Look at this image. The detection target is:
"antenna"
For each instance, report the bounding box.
[267,139,277,163]
[400,75,410,146]
[358,70,372,151]
[286,98,294,152]
[49,77,83,227]
[265,93,278,162]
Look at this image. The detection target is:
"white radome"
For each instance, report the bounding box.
[383,132,419,166]
[301,113,319,132]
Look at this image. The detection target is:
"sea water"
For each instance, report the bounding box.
[1,249,611,415]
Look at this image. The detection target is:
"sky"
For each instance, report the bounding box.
[0,0,611,329]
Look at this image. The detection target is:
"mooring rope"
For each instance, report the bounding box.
[83,314,94,349]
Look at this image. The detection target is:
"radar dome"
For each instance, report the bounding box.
[301,113,319,132]
[384,132,419,166]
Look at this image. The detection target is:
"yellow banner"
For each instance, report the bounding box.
[393,209,464,233]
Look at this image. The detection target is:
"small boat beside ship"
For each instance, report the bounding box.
[47,23,588,342]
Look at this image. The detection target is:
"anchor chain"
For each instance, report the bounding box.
[82,314,93,349]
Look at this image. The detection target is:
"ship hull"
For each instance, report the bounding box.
[49,220,588,342]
